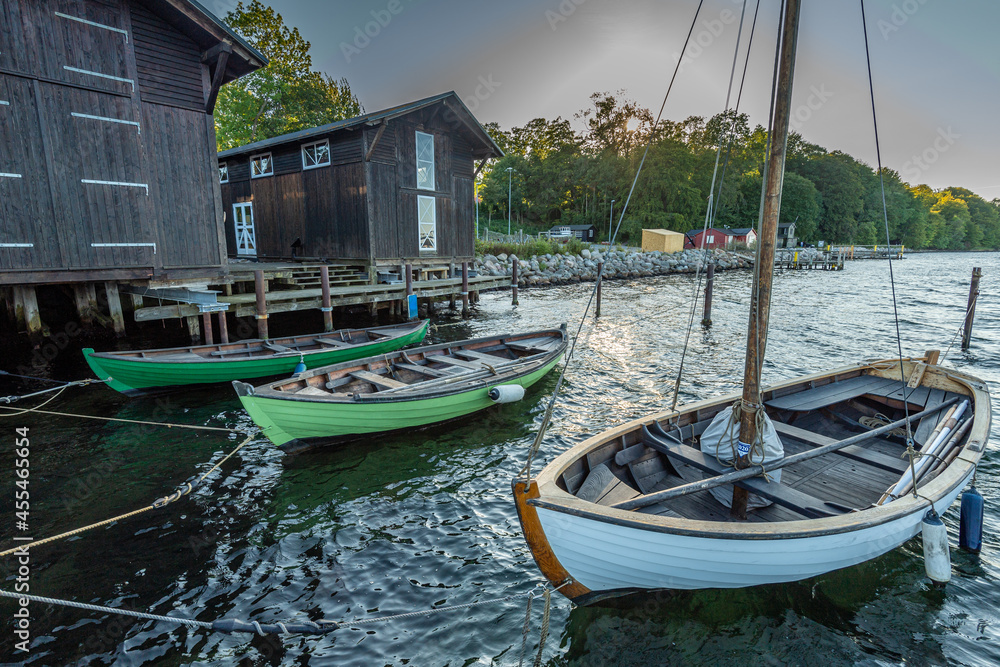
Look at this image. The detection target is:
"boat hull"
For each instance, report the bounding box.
[534,474,969,594]
[515,359,990,604]
[237,353,563,447]
[83,322,428,395]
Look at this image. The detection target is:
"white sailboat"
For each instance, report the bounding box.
[513,0,990,604]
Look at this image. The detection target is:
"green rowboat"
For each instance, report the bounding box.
[84,320,429,395]
[233,326,567,449]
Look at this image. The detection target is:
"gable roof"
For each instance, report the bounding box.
[141,0,267,82]
[728,227,756,235]
[218,91,504,160]
[685,228,731,237]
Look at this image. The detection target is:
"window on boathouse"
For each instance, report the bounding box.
[302,139,331,169]
[418,195,436,251]
[218,162,228,183]
[251,153,273,178]
[416,131,435,190]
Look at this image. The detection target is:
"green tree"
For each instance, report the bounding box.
[215,0,362,149]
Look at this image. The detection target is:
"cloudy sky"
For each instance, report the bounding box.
[211,0,999,199]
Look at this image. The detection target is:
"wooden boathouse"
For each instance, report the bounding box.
[0,0,266,338]
[216,92,504,279]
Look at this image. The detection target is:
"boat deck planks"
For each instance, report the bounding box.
[765,375,900,411]
[349,370,408,390]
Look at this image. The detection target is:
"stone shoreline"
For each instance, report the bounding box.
[473,248,753,287]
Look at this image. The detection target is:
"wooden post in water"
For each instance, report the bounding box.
[201,312,214,345]
[962,267,981,351]
[104,282,126,337]
[405,264,414,320]
[20,285,44,341]
[733,0,801,520]
[320,266,333,332]
[461,262,470,317]
[73,283,98,326]
[217,310,230,344]
[702,263,714,326]
[595,262,603,318]
[511,260,519,306]
[254,270,268,340]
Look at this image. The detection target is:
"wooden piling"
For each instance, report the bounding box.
[962,267,981,351]
[104,282,126,336]
[461,261,470,317]
[19,285,44,340]
[702,262,714,326]
[405,263,414,320]
[73,283,98,325]
[320,265,333,332]
[511,260,519,306]
[595,262,603,318]
[185,315,201,343]
[201,312,214,345]
[12,286,26,331]
[217,310,230,344]
[254,270,268,339]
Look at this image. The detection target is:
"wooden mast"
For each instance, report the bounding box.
[732,0,802,519]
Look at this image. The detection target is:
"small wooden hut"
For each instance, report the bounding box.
[216,92,503,275]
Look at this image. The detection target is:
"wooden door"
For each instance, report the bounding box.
[233,202,256,256]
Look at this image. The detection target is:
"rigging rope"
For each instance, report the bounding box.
[518,0,709,482]
[859,0,916,496]
[671,0,753,411]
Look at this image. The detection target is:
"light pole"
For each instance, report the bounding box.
[609,199,615,243]
[506,167,514,236]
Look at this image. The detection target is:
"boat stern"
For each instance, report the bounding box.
[82,348,137,395]
[512,477,591,602]
[232,381,294,447]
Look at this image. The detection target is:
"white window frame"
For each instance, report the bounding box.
[415,131,435,191]
[301,139,331,170]
[418,195,437,252]
[219,162,229,184]
[250,153,273,179]
[706,235,714,244]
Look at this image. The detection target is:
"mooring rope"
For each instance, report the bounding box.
[0,403,240,433]
[0,432,253,558]
[941,288,980,362]
[0,583,555,639]
[518,0,709,483]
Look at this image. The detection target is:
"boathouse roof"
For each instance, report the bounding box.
[148,0,268,82]
[218,91,504,161]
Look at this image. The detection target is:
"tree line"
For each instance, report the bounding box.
[478,91,1000,249]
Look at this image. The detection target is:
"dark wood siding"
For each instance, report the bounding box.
[453,176,474,258]
[366,124,396,163]
[142,102,222,268]
[371,162,399,259]
[0,0,32,75]
[129,1,205,111]
[37,81,152,270]
[0,75,61,271]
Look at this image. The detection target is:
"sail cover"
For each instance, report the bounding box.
[700,406,785,509]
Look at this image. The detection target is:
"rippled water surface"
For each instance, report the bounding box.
[1,252,998,666]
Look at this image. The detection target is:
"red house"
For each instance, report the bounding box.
[684,228,733,250]
[728,227,758,245]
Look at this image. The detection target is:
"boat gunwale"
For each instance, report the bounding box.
[526,359,990,540]
[245,327,569,404]
[85,320,430,363]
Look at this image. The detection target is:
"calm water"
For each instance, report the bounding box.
[1,251,998,666]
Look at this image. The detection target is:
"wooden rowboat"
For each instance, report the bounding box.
[84,320,429,395]
[233,325,567,450]
[514,358,990,603]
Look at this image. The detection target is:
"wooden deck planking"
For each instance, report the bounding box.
[765,376,899,411]
[349,370,408,390]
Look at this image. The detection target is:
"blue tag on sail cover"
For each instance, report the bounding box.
[737,441,752,457]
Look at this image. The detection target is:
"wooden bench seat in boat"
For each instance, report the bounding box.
[264,342,293,353]
[158,352,210,362]
[765,375,901,411]
[575,463,640,506]
[349,370,408,390]
[395,362,453,378]
[314,337,352,348]
[507,337,558,352]
[641,426,847,519]
[454,349,507,362]
[430,356,486,369]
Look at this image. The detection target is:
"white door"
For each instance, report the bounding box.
[233,202,257,256]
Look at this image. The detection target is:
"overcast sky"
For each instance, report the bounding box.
[211,0,999,199]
